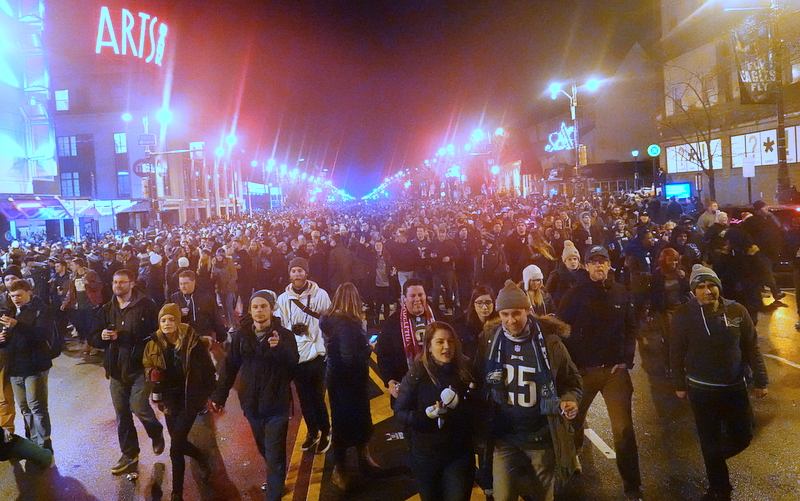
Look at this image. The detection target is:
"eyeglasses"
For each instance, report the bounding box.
[474,300,494,307]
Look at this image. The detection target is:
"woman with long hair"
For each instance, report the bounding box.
[143,304,215,501]
[395,322,475,501]
[452,285,499,366]
[522,264,556,316]
[515,230,557,282]
[319,283,379,490]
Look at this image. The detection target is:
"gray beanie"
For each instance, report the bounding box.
[288,257,309,274]
[495,279,531,311]
[250,289,276,308]
[689,264,722,291]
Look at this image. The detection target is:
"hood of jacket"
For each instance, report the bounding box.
[534,314,571,341]
[283,279,321,299]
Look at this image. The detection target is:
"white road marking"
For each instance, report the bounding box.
[584,428,617,459]
[764,353,800,370]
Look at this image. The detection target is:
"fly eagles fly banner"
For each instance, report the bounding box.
[732,13,778,105]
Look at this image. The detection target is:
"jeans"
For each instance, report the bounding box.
[219,292,237,329]
[492,441,555,501]
[109,374,164,458]
[293,355,329,438]
[0,349,15,434]
[573,366,642,496]
[247,414,289,501]
[165,409,205,495]
[411,452,474,501]
[10,370,50,447]
[688,383,754,494]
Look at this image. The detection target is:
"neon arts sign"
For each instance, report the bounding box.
[95,6,168,66]
[544,122,575,152]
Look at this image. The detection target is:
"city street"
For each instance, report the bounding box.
[1,294,799,501]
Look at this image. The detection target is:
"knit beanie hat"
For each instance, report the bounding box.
[288,257,309,274]
[178,257,190,268]
[522,265,544,290]
[158,303,182,323]
[250,289,276,309]
[562,240,580,262]
[689,264,722,291]
[495,279,531,311]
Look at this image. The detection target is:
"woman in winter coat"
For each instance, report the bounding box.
[395,321,476,501]
[319,283,380,490]
[143,303,216,501]
[650,247,690,373]
[545,240,583,309]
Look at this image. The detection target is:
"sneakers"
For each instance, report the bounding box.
[111,454,138,475]
[152,433,165,455]
[317,434,331,453]
[301,433,319,451]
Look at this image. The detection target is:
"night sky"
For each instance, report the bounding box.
[166,0,658,197]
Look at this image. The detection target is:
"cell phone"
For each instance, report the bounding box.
[369,335,378,344]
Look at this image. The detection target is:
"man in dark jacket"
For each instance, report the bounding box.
[169,270,227,343]
[89,269,163,475]
[0,280,55,451]
[670,265,768,501]
[376,279,439,400]
[212,290,299,501]
[556,245,643,501]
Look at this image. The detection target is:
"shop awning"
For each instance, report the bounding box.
[0,198,71,220]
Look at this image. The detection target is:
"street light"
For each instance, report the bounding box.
[549,78,603,193]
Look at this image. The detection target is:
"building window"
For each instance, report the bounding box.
[54,89,69,111]
[61,172,80,197]
[117,171,131,198]
[57,136,77,157]
[114,132,127,154]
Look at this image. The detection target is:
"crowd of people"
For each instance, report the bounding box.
[0,190,782,501]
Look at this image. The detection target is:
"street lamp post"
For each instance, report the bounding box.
[550,79,600,197]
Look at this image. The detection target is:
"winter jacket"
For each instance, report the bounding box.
[376,309,444,386]
[213,320,298,419]
[168,290,228,342]
[650,268,691,314]
[670,297,768,391]
[477,315,582,481]
[212,257,238,295]
[0,296,54,377]
[89,289,159,384]
[395,360,475,460]
[142,323,216,415]
[556,274,636,369]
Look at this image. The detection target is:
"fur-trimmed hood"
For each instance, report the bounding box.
[534,314,571,340]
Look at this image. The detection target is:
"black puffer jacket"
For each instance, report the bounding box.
[90,290,159,384]
[213,320,299,419]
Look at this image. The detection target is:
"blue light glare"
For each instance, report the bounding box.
[585,78,601,92]
[122,112,132,121]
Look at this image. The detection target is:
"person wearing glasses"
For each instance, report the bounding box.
[556,246,643,501]
[90,269,164,475]
[451,285,498,367]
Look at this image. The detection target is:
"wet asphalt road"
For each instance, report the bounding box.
[1,293,799,501]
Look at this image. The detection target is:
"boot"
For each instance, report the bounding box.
[331,463,349,490]
[356,445,382,477]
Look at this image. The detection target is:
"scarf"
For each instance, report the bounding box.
[400,301,435,369]
[485,318,558,409]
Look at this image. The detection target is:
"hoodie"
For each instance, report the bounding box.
[670,297,768,391]
[274,280,331,363]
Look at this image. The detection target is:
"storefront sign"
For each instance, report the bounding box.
[95,6,168,67]
[544,122,575,152]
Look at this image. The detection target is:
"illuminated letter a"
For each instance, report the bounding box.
[95,6,119,55]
